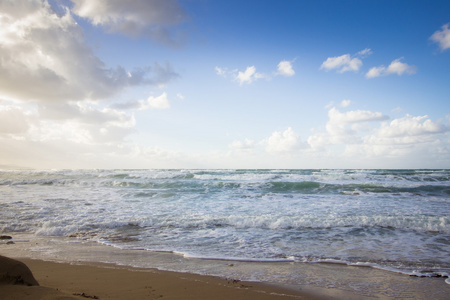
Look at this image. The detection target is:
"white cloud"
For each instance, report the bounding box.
[218,60,298,84]
[39,102,134,126]
[344,115,450,161]
[0,105,189,168]
[366,58,417,78]
[365,66,384,79]
[264,127,302,154]
[341,100,351,107]
[375,115,448,139]
[228,128,303,157]
[325,101,334,109]
[0,100,136,148]
[0,0,180,168]
[0,1,178,103]
[224,109,449,168]
[140,92,171,110]
[308,107,389,149]
[215,66,227,77]
[320,54,362,73]
[112,92,171,110]
[0,2,187,169]
[276,60,295,77]
[328,107,388,124]
[236,66,267,85]
[305,106,450,166]
[430,23,450,51]
[356,48,373,57]
[320,49,371,73]
[70,0,188,46]
[386,58,417,76]
[236,66,256,84]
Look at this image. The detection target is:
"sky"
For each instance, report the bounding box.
[0,0,449,169]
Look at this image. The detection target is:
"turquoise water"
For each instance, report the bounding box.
[1,169,449,278]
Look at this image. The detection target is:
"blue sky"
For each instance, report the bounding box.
[0,0,449,169]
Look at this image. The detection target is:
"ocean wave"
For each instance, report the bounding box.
[2,168,449,279]
[24,211,449,236]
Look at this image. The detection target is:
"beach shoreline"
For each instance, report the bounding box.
[1,233,449,299]
[1,255,323,300]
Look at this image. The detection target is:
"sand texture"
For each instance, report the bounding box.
[0,256,320,300]
[2,234,450,300]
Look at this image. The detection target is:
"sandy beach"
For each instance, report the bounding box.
[0,255,323,300]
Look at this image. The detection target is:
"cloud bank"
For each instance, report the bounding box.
[70,0,188,46]
[228,107,449,168]
[0,1,179,103]
[0,0,182,168]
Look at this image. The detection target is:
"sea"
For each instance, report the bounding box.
[1,169,449,296]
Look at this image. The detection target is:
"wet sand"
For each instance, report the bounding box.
[1,234,449,299]
[0,255,321,300]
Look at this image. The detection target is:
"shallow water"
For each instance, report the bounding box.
[1,233,449,300]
